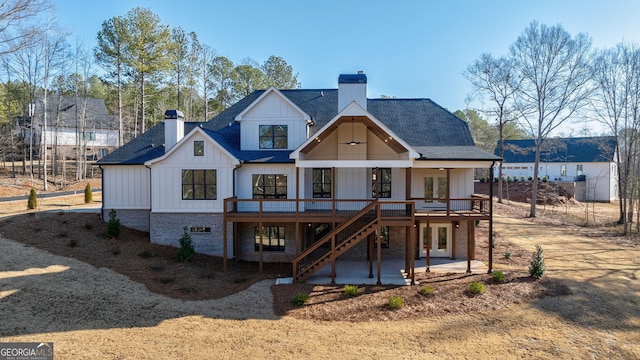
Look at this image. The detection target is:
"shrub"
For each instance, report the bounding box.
[529,244,546,279]
[27,187,37,209]
[106,209,121,239]
[84,182,92,203]
[177,227,195,262]
[520,176,525,182]
[469,281,486,295]
[528,176,533,181]
[388,296,404,309]
[292,292,310,306]
[343,285,359,297]
[503,251,512,259]
[492,271,506,283]
[419,285,436,297]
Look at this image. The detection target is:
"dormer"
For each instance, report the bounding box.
[234,87,312,151]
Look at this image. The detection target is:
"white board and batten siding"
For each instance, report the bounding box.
[150,133,236,213]
[102,165,151,209]
[238,91,309,151]
[411,168,474,210]
[236,163,296,212]
[44,128,118,147]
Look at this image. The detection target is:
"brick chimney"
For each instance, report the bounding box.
[338,71,367,112]
[164,109,185,152]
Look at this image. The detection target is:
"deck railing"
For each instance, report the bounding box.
[223,195,489,219]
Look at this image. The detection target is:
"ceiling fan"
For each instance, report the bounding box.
[341,117,367,146]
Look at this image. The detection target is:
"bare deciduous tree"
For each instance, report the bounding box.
[464,53,521,203]
[510,21,594,217]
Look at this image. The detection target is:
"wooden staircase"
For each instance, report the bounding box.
[292,201,380,283]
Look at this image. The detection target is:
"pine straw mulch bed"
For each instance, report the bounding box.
[0,206,571,322]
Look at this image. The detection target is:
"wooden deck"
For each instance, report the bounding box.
[223,196,491,223]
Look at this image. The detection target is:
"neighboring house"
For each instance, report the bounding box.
[24,94,118,160]
[494,137,618,202]
[98,72,499,284]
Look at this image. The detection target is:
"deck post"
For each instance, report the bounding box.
[466,220,472,273]
[368,233,374,278]
[405,226,410,277]
[331,234,336,285]
[488,162,495,273]
[376,203,382,285]
[258,219,263,273]
[223,215,227,272]
[426,221,430,272]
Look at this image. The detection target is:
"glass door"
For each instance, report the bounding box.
[419,223,451,258]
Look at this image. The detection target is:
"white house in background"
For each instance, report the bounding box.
[28,94,118,160]
[494,137,618,202]
[98,72,500,284]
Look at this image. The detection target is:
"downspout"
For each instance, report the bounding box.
[99,165,104,221]
[145,163,152,219]
[233,160,244,197]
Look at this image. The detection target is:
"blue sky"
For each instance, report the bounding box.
[53,0,640,135]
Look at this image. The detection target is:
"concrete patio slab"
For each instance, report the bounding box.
[277,258,489,286]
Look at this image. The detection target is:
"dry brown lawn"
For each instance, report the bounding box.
[0,175,639,359]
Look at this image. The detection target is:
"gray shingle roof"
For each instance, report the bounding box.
[33,94,116,129]
[99,88,493,165]
[497,137,617,163]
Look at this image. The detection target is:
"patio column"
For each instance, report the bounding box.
[368,233,374,278]
[426,221,430,272]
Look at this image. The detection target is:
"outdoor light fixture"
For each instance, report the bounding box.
[455,221,460,228]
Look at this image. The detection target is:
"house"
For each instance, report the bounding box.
[24,94,118,161]
[494,137,618,202]
[98,72,500,284]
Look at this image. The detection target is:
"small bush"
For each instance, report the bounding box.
[388,296,404,309]
[419,285,436,297]
[292,292,310,306]
[492,271,506,283]
[27,188,37,209]
[343,285,359,297]
[503,251,512,259]
[84,182,92,203]
[106,209,121,239]
[529,244,546,279]
[177,227,195,262]
[520,176,525,182]
[469,281,486,295]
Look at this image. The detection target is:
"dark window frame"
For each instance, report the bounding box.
[254,226,285,251]
[259,125,288,149]
[252,174,287,199]
[194,141,204,156]
[372,168,392,198]
[182,169,217,200]
[312,168,332,198]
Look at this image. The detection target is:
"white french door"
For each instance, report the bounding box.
[424,176,447,204]
[419,223,451,258]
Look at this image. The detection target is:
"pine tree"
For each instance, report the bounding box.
[177,227,195,262]
[27,188,37,209]
[529,244,546,279]
[84,183,93,204]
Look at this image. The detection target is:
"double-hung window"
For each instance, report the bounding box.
[259,125,288,149]
[182,169,217,200]
[255,226,285,251]
[252,174,287,198]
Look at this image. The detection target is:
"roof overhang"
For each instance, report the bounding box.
[290,101,420,160]
[234,86,312,123]
[144,127,240,166]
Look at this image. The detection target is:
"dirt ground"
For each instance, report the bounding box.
[0,176,639,358]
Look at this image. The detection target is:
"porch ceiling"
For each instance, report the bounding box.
[301,116,408,154]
